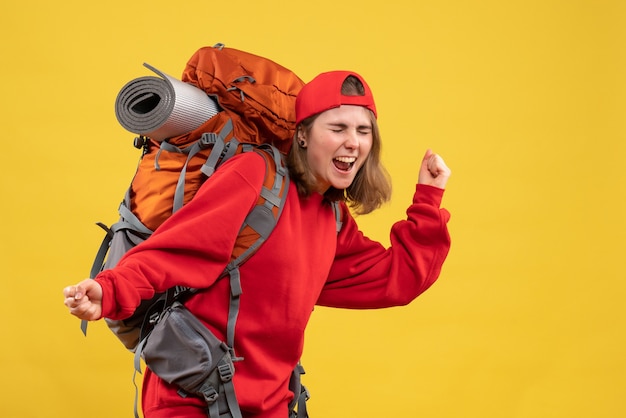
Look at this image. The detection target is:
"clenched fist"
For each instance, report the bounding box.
[418,149,451,189]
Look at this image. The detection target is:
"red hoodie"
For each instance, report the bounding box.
[95,151,451,417]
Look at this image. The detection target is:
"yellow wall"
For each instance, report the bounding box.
[2,1,624,417]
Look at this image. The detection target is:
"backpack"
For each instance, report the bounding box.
[83,43,319,418]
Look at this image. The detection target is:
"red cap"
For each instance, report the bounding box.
[295,71,377,125]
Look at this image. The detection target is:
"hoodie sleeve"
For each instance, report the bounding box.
[95,152,267,320]
[317,184,451,309]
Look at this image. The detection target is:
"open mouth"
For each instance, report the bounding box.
[333,156,356,172]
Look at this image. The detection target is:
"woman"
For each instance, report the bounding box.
[64,70,451,417]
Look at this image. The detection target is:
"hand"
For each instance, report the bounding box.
[418,149,451,189]
[63,279,103,321]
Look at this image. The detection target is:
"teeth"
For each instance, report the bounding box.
[334,157,356,163]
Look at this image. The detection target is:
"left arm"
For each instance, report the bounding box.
[317,185,451,308]
[317,150,452,308]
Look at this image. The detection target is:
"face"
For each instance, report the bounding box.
[299,105,373,194]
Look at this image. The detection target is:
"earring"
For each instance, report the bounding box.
[299,140,306,148]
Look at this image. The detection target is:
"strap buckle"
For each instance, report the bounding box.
[217,361,234,382]
[199,385,219,404]
[200,132,219,148]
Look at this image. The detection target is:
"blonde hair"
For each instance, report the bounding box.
[286,76,391,215]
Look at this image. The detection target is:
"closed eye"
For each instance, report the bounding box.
[328,123,347,133]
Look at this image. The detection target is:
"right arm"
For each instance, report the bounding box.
[63,152,268,321]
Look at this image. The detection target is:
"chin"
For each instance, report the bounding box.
[331,180,354,190]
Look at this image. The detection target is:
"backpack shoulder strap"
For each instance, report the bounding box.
[223,144,289,360]
[131,146,289,417]
[160,118,235,214]
[331,200,343,233]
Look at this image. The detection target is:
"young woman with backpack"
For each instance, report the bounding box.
[63,70,451,418]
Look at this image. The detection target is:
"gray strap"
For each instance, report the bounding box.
[223,379,243,418]
[332,200,343,233]
[288,363,302,415]
[235,146,289,243]
[197,133,224,178]
[200,118,234,177]
[231,146,290,266]
[220,145,290,363]
[172,141,205,213]
[132,368,142,418]
[158,141,189,154]
[298,384,310,418]
[231,75,256,84]
[259,186,281,208]
[155,138,200,171]
[81,223,115,336]
[118,193,154,236]
[288,363,310,418]
[207,399,220,418]
[262,144,289,206]
[227,77,255,103]
[172,118,234,213]
[221,138,241,162]
[244,206,276,239]
[134,337,146,375]
[154,147,162,170]
[132,337,147,418]
[89,223,113,279]
[214,358,242,418]
[225,266,243,361]
[79,321,89,336]
[265,143,289,178]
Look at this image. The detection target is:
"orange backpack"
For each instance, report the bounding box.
[85,44,317,418]
[86,43,304,342]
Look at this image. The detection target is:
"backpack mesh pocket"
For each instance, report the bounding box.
[142,301,234,403]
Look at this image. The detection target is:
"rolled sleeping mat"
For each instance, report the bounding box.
[115,63,220,142]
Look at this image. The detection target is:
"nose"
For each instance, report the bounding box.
[344,129,359,149]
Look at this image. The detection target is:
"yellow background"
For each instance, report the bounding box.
[1,0,624,417]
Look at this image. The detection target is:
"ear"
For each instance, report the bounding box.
[296,127,306,142]
[296,127,307,148]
